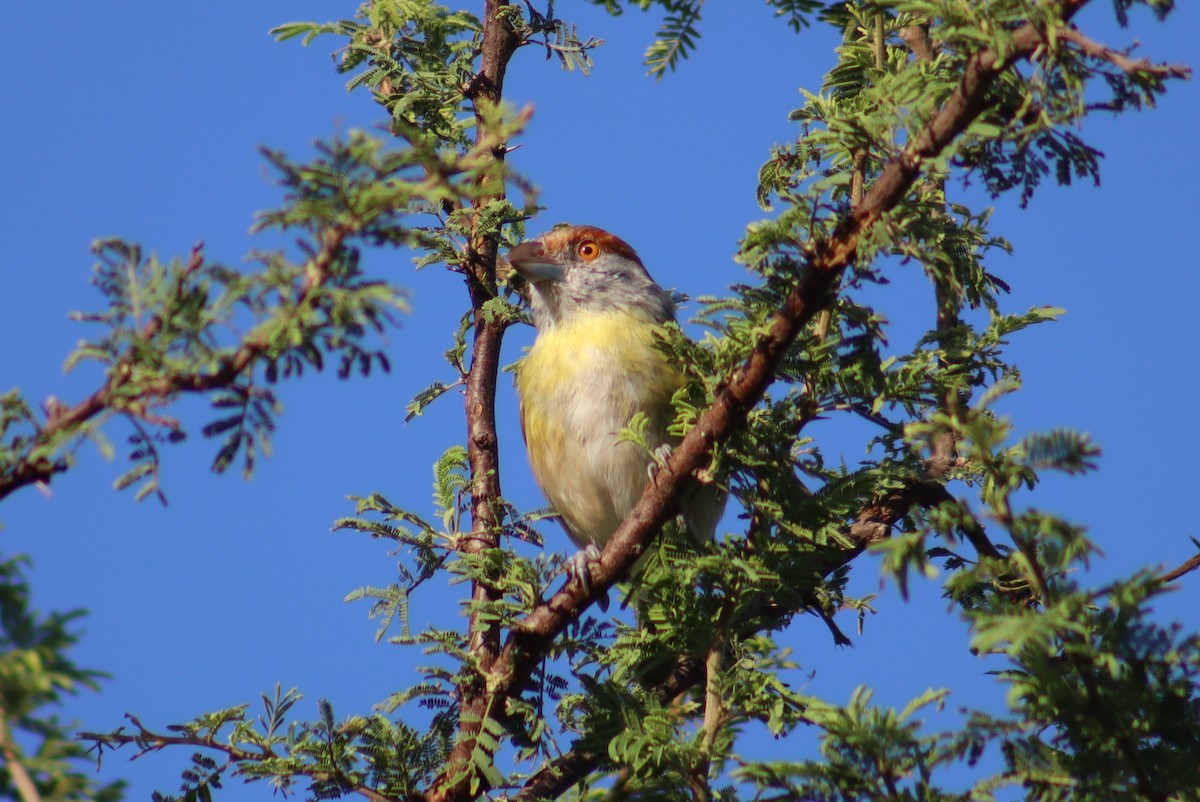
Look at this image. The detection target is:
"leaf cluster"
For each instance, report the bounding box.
[0,110,531,506]
[82,687,454,802]
[275,1,483,145]
[583,0,826,77]
[0,555,126,802]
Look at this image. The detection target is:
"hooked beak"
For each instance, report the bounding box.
[508,241,565,283]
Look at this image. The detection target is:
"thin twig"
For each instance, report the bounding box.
[0,226,352,504]
[81,722,396,802]
[1161,552,1200,584]
[1059,26,1192,79]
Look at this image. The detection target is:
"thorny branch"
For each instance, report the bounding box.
[25,2,1194,801]
[511,473,978,801]
[499,3,1126,800]
[472,6,1200,802]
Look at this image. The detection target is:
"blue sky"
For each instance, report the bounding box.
[1,2,1198,799]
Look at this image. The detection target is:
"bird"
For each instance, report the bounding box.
[508,225,724,573]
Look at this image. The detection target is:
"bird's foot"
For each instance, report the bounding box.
[647,443,674,480]
[566,544,609,611]
[566,544,602,591]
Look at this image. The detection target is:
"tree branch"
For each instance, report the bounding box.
[1058,26,1192,80]
[1161,551,1200,584]
[453,0,1115,775]
[0,228,351,504]
[515,745,604,802]
[511,467,1005,801]
[80,720,395,802]
[433,1,523,800]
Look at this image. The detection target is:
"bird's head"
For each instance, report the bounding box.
[508,225,675,329]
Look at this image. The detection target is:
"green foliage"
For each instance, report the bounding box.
[736,578,1200,800]
[82,688,455,801]
[274,1,484,145]
[586,0,826,77]
[511,3,606,76]
[737,687,986,801]
[768,0,827,32]
[0,555,125,802]
[0,108,531,506]
[895,0,1184,205]
[643,1,705,79]
[11,1,1198,801]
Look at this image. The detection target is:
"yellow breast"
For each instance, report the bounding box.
[518,311,680,403]
[517,310,682,547]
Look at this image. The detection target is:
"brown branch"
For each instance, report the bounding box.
[903,7,963,490]
[0,228,351,505]
[81,721,396,802]
[453,3,1140,801]
[512,471,1003,801]
[899,23,935,62]
[1161,552,1200,584]
[431,2,523,801]
[514,654,707,802]
[1058,26,1192,80]
[515,746,604,802]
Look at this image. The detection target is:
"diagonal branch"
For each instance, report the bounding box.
[79,718,394,802]
[516,745,605,802]
[488,0,1093,740]
[512,474,1005,801]
[1161,552,1200,584]
[1058,26,1192,80]
[514,456,1020,802]
[0,228,352,504]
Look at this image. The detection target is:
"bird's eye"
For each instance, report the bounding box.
[577,241,601,261]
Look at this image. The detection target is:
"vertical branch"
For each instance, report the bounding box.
[690,595,733,802]
[437,1,522,799]
[0,708,41,802]
[872,13,886,72]
[901,20,1005,568]
[903,24,959,479]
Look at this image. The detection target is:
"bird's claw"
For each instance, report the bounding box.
[566,545,602,590]
[566,545,609,610]
[647,444,674,480]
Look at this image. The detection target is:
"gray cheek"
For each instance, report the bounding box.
[586,267,634,297]
[563,271,600,308]
[530,285,564,327]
